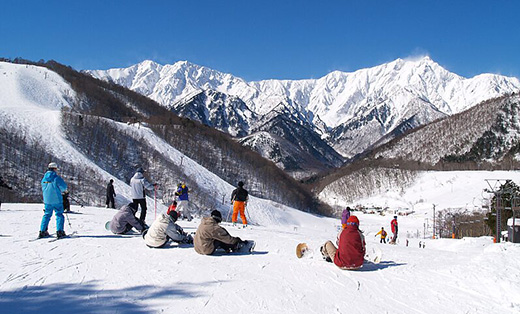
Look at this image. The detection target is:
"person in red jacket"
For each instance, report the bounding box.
[320,215,366,270]
[390,216,398,244]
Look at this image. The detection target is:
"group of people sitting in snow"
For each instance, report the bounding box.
[37,162,380,268]
[107,166,254,255]
[108,201,254,254]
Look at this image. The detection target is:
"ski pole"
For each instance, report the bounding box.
[244,203,252,225]
[226,202,232,222]
[64,211,72,229]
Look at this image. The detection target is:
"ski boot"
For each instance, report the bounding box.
[56,230,67,239]
[38,230,50,238]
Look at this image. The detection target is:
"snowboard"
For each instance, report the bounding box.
[296,242,309,258]
[105,221,111,231]
[236,240,256,253]
[365,246,382,264]
[296,242,382,264]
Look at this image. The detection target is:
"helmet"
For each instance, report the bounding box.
[48,162,59,170]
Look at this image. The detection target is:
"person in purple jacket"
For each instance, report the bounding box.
[341,207,351,229]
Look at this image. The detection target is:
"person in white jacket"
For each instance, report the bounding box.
[143,209,193,248]
[130,167,156,223]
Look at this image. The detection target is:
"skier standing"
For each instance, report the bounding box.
[0,175,13,210]
[175,182,192,221]
[231,181,248,226]
[143,208,193,248]
[39,162,68,239]
[375,227,387,244]
[341,207,351,229]
[62,191,71,213]
[193,210,250,255]
[320,215,366,270]
[109,202,146,235]
[106,179,116,209]
[130,167,156,223]
[390,216,398,244]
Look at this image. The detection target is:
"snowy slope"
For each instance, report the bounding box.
[1,203,519,314]
[319,170,520,214]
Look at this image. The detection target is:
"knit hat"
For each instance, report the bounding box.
[211,210,222,223]
[136,167,144,173]
[238,181,244,187]
[346,215,359,226]
[168,210,178,222]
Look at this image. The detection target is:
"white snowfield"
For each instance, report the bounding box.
[1,203,519,314]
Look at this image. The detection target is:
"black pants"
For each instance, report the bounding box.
[106,195,115,209]
[380,238,386,244]
[133,199,148,221]
[213,240,238,253]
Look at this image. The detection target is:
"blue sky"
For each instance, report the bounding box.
[1,1,519,81]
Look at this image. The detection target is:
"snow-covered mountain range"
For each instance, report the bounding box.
[88,57,520,159]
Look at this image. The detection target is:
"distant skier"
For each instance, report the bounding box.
[175,182,193,221]
[193,210,252,255]
[109,202,146,235]
[143,208,193,248]
[106,179,116,209]
[39,162,68,239]
[62,191,71,213]
[320,215,366,270]
[130,167,156,223]
[231,181,249,226]
[390,216,398,244]
[341,207,351,229]
[375,227,387,244]
[0,175,13,210]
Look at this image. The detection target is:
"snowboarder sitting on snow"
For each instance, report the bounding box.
[375,227,387,244]
[109,202,147,235]
[143,207,193,248]
[193,210,250,255]
[320,215,366,270]
[341,206,351,229]
[39,162,68,239]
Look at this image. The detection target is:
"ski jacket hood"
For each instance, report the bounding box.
[41,170,67,205]
[194,217,239,255]
[334,225,366,269]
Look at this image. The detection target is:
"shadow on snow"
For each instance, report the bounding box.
[0,280,217,314]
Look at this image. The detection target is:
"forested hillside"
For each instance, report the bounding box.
[0,59,329,215]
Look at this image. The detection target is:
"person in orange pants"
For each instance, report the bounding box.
[231,181,249,226]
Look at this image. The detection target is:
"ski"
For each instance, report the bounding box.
[29,233,55,242]
[48,231,78,242]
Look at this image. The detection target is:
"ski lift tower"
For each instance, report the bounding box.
[484,179,509,243]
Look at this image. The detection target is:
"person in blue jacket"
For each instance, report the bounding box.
[39,162,68,238]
